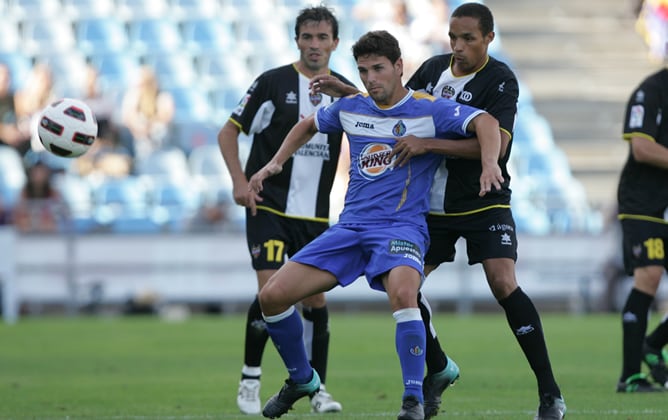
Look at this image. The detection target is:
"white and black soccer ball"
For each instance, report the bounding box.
[38,98,98,158]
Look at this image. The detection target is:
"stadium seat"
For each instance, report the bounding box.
[20,18,77,56]
[75,17,129,55]
[171,121,218,154]
[142,52,197,90]
[0,51,31,91]
[180,17,234,54]
[53,174,98,233]
[37,52,88,97]
[136,147,190,184]
[116,0,169,19]
[127,18,183,55]
[195,52,250,90]
[208,86,245,121]
[171,0,221,18]
[5,0,61,20]
[88,52,141,93]
[149,178,201,233]
[93,176,163,233]
[0,145,27,210]
[0,19,20,53]
[62,0,115,19]
[167,86,212,123]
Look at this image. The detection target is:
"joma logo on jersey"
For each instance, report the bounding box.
[355,121,375,129]
[358,143,395,178]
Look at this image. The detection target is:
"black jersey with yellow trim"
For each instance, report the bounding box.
[229,64,355,221]
[406,54,518,214]
[618,68,668,218]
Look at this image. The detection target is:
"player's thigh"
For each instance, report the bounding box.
[462,208,518,264]
[621,219,668,278]
[382,265,422,311]
[425,214,459,267]
[261,261,337,313]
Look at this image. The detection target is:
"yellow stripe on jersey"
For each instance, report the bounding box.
[255,205,330,223]
[429,203,511,217]
[618,213,668,224]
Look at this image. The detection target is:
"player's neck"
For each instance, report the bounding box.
[294,61,329,79]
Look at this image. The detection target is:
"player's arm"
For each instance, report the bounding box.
[468,113,503,196]
[391,130,509,163]
[247,116,318,215]
[310,74,360,97]
[630,135,668,169]
[218,119,257,209]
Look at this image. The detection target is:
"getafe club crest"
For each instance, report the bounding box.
[309,92,322,106]
[392,120,407,137]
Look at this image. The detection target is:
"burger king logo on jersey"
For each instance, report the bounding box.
[358,143,395,179]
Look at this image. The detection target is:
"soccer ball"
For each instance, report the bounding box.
[38,98,98,158]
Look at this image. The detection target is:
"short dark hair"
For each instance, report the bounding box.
[295,6,339,40]
[451,2,494,36]
[352,30,401,63]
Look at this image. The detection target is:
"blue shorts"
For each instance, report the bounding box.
[291,222,428,291]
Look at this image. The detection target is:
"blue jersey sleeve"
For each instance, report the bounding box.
[315,99,344,134]
[432,99,485,139]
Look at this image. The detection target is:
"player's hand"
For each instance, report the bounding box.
[310,74,355,98]
[479,163,503,197]
[391,135,428,167]
[248,162,283,216]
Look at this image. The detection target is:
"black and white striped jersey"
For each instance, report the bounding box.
[406,54,518,215]
[230,64,355,222]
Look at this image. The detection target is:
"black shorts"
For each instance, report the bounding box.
[425,207,518,266]
[245,208,329,271]
[620,218,668,275]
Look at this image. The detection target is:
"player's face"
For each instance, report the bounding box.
[296,20,339,76]
[448,16,494,75]
[357,54,404,106]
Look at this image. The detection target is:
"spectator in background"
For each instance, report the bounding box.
[73,63,132,179]
[353,0,448,82]
[616,68,668,393]
[13,160,61,233]
[0,63,31,156]
[14,63,57,156]
[119,65,175,163]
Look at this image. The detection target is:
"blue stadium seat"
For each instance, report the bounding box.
[171,0,221,18]
[167,86,212,123]
[62,0,115,19]
[143,52,197,89]
[171,121,218,154]
[116,0,169,19]
[53,174,98,233]
[180,17,234,54]
[88,52,141,92]
[6,0,61,20]
[0,52,31,91]
[0,19,20,53]
[0,145,27,210]
[93,176,164,233]
[127,18,182,55]
[20,18,76,56]
[136,148,190,184]
[75,17,129,55]
[149,179,201,233]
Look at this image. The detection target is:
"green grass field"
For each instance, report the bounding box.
[1,312,667,419]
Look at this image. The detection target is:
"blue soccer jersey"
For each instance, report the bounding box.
[315,89,484,227]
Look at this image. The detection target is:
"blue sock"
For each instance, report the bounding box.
[394,308,426,403]
[264,306,313,383]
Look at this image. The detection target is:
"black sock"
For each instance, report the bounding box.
[499,287,560,397]
[621,288,653,381]
[646,313,668,350]
[303,305,330,385]
[243,295,268,375]
[418,292,447,374]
